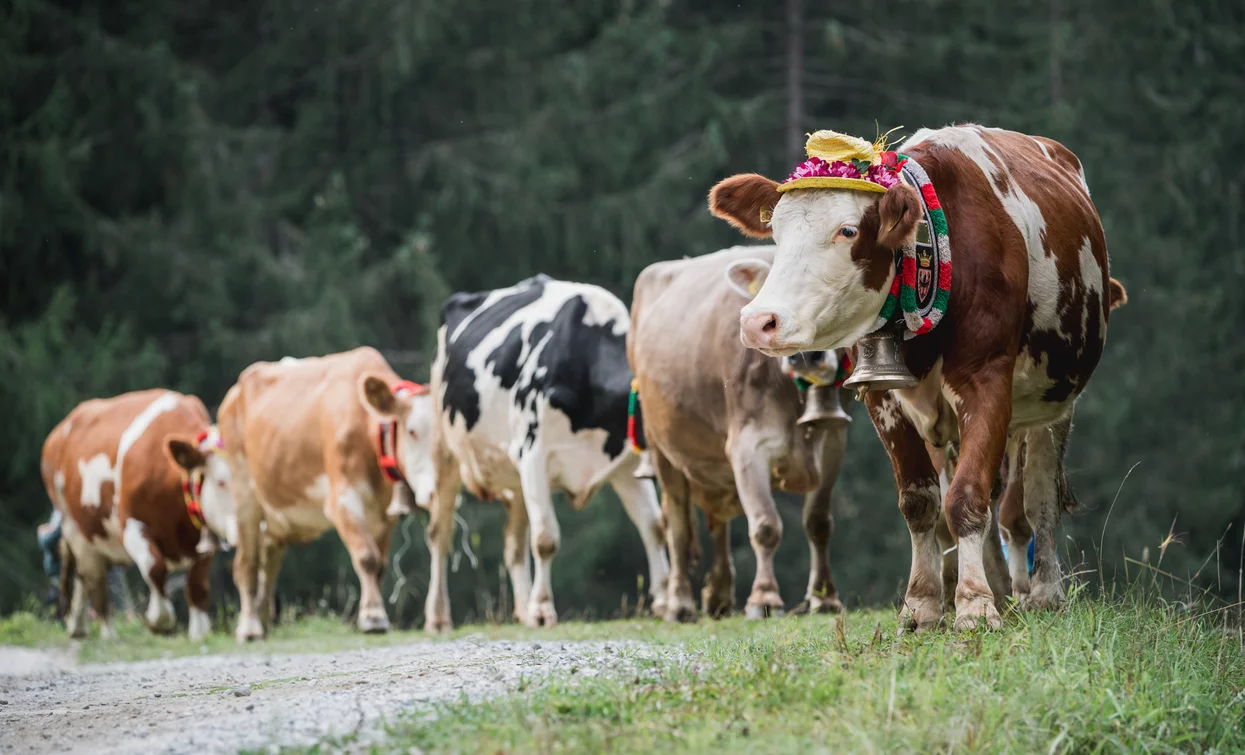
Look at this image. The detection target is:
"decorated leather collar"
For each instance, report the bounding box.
[375,380,428,483]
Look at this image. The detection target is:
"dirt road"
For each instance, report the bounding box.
[0,638,657,754]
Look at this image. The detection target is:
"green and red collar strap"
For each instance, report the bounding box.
[869,152,952,339]
[183,429,223,530]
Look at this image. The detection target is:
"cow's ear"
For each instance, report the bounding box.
[725,258,772,300]
[359,373,404,418]
[709,174,781,239]
[166,436,207,471]
[1108,277,1128,311]
[877,183,922,249]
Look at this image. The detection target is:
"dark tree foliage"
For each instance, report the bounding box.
[2,0,1241,625]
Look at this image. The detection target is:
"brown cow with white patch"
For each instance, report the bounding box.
[710,124,1117,631]
[40,389,236,639]
[216,347,435,642]
[628,246,851,621]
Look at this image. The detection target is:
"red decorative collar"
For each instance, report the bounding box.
[376,380,428,483]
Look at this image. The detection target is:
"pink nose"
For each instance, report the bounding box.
[740,311,781,349]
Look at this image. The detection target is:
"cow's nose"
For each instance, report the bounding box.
[740,311,781,349]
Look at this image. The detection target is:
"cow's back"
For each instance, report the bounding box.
[900,125,1110,425]
[434,275,634,498]
[630,247,803,486]
[42,389,211,564]
[221,347,396,517]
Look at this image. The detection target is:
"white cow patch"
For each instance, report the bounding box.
[334,483,368,523]
[189,606,212,640]
[62,421,72,436]
[304,473,332,503]
[123,518,157,575]
[78,454,116,509]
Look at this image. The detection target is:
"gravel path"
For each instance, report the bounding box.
[0,638,660,754]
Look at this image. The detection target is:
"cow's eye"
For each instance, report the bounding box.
[407,428,418,439]
[837,225,858,240]
[217,479,227,488]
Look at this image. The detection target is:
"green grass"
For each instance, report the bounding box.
[6,595,1243,753]
[373,598,1245,754]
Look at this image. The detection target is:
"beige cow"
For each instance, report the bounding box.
[216,347,435,642]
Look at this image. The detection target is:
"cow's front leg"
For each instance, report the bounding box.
[232,493,265,643]
[701,510,735,618]
[518,453,559,627]
[328,482,390,634]
[424,443,461,634]
[254,531,287,632]
[727,430,784,619]
[655,451,696,623]
[866,392,942,633]
[609,464,670,617]
[803,424,847,614]
[502,496,532,624]
[185,553,213,641]
[1021,415,1071,610]
[121,519,176,634]
[943,364,1013,631]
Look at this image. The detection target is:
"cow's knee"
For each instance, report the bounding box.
[535,531,558,560]
[750,519,781,550]
[945,482,989,539]
[899,481,941,532]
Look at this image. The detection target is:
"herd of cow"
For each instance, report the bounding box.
[39,124,1126,643]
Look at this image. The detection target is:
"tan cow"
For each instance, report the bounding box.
[40,389,235,640]
[216,347,435,642]
[629,246,850,621]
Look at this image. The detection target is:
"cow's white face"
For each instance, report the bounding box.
[359,375,437,510]
[708,174,922,356]
[166,430,239,547]
[397,394,436,508]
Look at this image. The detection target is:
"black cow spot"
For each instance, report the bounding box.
[439,276,632,459]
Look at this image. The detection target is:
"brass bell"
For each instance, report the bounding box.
[633,449,658,480]
[843,329,918,394]
[798,384,852,426]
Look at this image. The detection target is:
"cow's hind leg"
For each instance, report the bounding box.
[867,392,943,633]
[518,452,560,628]
[185,554,213,640]
[654,450,696,622]
[609,463,670,617]
[727,430,784,619]
[998,433,1032,602]
[701,508,735,618]
[502,494,532,624]
[1020,417,1070,611]
[327,481,390,633]
[803,423,848,614]
[121,520,176,634]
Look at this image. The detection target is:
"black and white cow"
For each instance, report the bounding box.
[421,274,670,629]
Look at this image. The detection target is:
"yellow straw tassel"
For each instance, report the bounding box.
[804,130,878,164]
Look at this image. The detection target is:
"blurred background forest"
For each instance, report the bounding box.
[2,0,1243,627]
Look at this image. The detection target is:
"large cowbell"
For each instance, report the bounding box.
[782,351,852,427]
[842,329,918,393]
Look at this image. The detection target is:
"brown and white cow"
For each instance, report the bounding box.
[628,246,850,621]
[40,389,235,639]
[216,347,435,641]
[710,124,1116,631]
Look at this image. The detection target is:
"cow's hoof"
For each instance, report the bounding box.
[898,595,943,635]
[146,597,177,635]
[235,616,266,644]
[67,623,88,640]
[358,609,391,634]
[663,601,698,623]
[1019,582,1065,612]
[524,600,558,628]
[744,603,785,620]
[98,621,118,641]
[189,608,212,642]
[649,597,669,619]
[702,589,734,619]
[424,616,453,635]
[953,597,1002,632]
[809,594,844,615]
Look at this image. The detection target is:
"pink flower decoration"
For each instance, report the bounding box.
[782,157,899,189]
